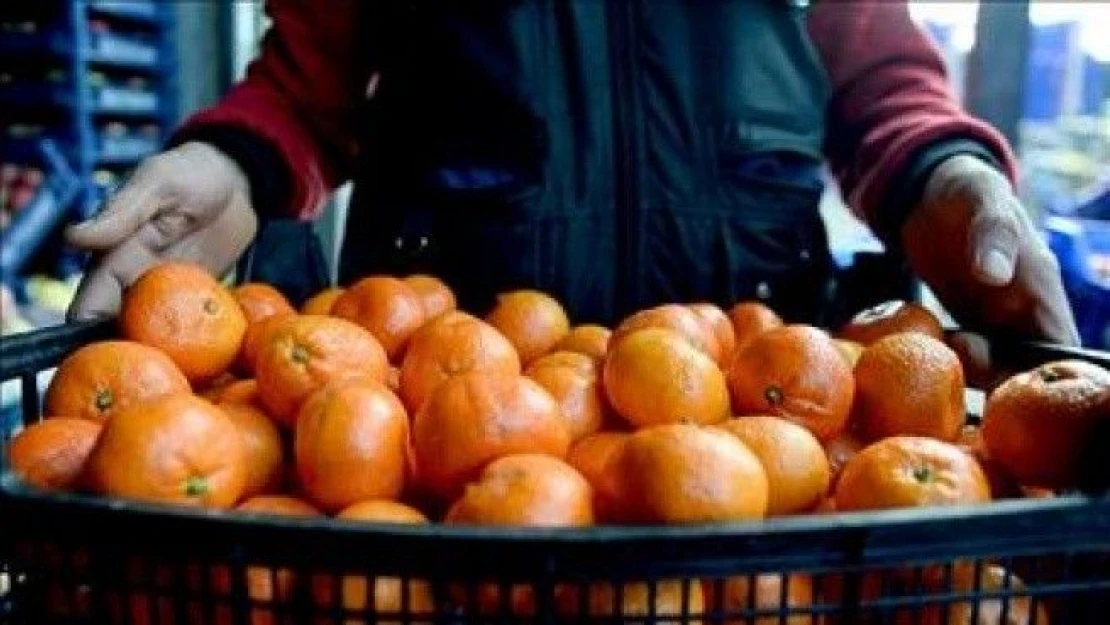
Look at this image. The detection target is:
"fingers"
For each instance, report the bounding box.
[159,197,259,276]
[967,197,1022,287]
[66,236,160,321]
[1021,251,1080,346]
[66,199,258,321]
[65,164,168,251]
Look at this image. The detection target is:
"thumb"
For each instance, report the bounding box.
[967,201,1022,288]
[65,173,165,250]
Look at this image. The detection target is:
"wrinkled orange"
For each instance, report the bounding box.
[301,287,344,316]
[983,360,1110,490]
[399,312,520,413]
[332,276,426,362]
[485,289,571,366]
[7,417,102,491]
[87,394,246,508]
[219,402,284,498]
[854,332,965,443]
[412,372,570,500]
[44,340,190,423]
[603,328,729,428]
[838,300,943,346]
[232,283,295,325]
[254,315,388,426]
[525,351,607,441]
[295,381,410,512]
[120,262,246,384]
[728,325,854,442]
[835,436,990,512]
[403,274,457,321]
[619,424,768,523]
[552,324,611,361]
[446,454,594,526]
[715,416,830,516]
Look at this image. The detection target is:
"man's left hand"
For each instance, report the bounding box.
[902,154,1079,346]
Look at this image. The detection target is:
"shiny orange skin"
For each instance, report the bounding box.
[983,360,1110,490]
[854,333,966,443]
[399,312,521,413]
[612,304,716,358]
[834,436,990,512]
[331,276,426,362]
[238,312,296,375]
[205,379,259,406]
[555,579,705,624]
[337,500,429,523]
[485,290,571,366]
[603,328,730,428]
[87,394,247,508]
[567,432,631,522]
[254,315,389,426]
[413,372,570,500]
[44,340,190,423]
[833,339,864,368]
[232,283,295,325]
[294,381,410,512]
[727,325,855,442]
[838,300,943,346]
[727,302,783,352]
[446,454,594,526]
[219,402,284,498]
[715,416,831,516]
[317,500,434,624]
[619,424,769,523]
[403,274,457,321]
[689,303,737,365]
[703,574,815,625]
[824,431,866,492]
[198,373,238,401]
[119,262,247,384]
[525,351,607,441]
[956,424,1024,500]
[528,350,598,377]
[301,287,345,316]
[552,324,611,361]
[236,495,320,516]
[7,418,102,491]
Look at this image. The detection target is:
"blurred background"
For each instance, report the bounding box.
[1,1,1107,345]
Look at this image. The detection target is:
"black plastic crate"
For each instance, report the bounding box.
[2,321,1110,624]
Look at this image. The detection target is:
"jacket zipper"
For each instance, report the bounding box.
[606,0,641,316]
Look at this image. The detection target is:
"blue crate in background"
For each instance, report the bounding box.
[1,0,177,293]
[1045,209,1110,350]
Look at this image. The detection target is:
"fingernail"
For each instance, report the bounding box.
[979,248,1013,285]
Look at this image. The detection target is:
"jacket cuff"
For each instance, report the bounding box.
[166,125,293,222]
[874,138,1003,245]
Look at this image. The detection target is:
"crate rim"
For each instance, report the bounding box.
[2,473,1108,542]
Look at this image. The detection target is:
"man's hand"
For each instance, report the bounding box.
[903,154,1079,346]
[66,142,258,321]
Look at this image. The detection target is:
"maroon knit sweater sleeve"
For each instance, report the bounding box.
[807,0,1018,225]
[173,0,370,219]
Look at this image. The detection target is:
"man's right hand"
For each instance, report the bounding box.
[66,142,258,321]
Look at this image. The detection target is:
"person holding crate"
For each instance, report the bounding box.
[64,0,1078,348]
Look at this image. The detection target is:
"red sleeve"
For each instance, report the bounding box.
[174,0,371,219]
[807,0,1019,226]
